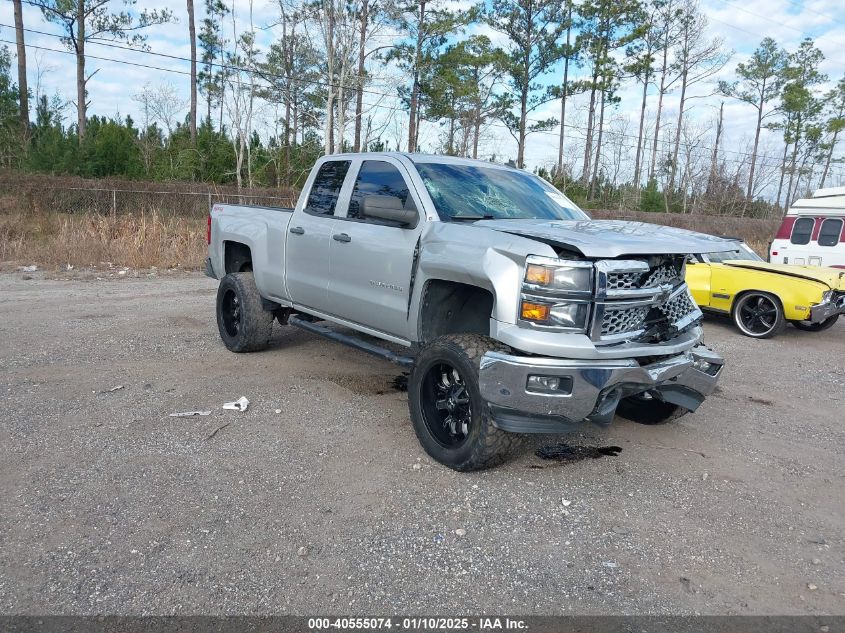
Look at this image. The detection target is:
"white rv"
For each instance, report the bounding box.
[770,187,845,269]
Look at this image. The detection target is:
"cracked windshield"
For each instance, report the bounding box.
[416,162,589,221]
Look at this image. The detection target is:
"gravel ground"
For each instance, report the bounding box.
[0,272,842,616]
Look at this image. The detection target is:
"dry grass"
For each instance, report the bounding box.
[0,197,205,270]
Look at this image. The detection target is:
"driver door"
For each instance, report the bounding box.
[327,158,424,339]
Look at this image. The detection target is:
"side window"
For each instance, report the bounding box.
[348,161,414,221]
[790,217,815,245]
[818,218,843,247]
[305,160,351,216]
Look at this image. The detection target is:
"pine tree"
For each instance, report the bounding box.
[487,0,567,168]
[719,37,787,208]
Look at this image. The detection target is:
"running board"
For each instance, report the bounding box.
[288,315,414,367]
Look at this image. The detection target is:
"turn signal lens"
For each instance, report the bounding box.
[525,264,553,285]
[521,301,551,322]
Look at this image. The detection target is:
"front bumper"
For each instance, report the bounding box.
[809,292,845,323]
[478,344,723,433]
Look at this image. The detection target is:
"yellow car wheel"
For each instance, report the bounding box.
[731,292,786,339]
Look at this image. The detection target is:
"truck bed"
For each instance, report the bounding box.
[208,202,295,305]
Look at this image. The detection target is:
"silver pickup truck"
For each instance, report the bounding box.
[207,153,735,471]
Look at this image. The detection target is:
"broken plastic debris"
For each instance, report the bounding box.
[223,396,249,412]
[169,410,212,417]
[18,265,38,272]
[104,385,124,393]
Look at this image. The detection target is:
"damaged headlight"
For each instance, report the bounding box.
[520,256,594,332]
[524,256,593,293]
[521,300,590,329]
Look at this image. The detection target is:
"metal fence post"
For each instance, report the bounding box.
[112,189,117,220]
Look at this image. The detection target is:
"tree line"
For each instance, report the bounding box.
[1,0,844,216]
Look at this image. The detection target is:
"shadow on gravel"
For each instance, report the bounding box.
[392,373,409,392]
[533,443,623,466]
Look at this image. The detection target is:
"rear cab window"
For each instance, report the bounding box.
[818,218,843,247]
[790,217,815,245]
[305,160,351,216]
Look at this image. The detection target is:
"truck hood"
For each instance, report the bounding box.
[723,260,845,290]
[473,219,737,258]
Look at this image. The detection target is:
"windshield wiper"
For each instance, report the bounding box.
[449,214,495,221]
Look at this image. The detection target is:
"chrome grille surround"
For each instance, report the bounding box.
[517,255,701,344]
[590,258,701,344]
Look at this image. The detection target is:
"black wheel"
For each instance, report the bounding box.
[791,314,839,332]
[216,272,273,352]
[731,291,786,339]
[616,391,688,425]
[408,334,519,471]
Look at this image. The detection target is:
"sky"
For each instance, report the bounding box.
[1,0,844,191]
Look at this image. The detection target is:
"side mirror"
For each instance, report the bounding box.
[361,195,417,227]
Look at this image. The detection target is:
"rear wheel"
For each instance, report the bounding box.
[216,272,273,352]
[731,292,786,339]
[408,334,519,471]
[616,392,688,425]
[791,314,839,332]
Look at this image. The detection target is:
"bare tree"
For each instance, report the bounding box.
[224,0,260,187]
[666,0,730,204]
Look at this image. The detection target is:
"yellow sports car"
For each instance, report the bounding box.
[686,242,845,338]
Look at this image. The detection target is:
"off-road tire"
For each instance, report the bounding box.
[216,272,273,352]
[731,291,786,339]
[616,393,689,425]
[791,314,839,332]
[408,334,519,471]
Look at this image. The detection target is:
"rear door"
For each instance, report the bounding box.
[327,158,424,339]
[285,159,352,312]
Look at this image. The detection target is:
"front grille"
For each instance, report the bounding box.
[592,256,701,344]
[658,288,696,323]
[607,262,682,290]
[601,306,649,336]
[606,271,640,290]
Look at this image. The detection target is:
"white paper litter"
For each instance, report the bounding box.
[169,410,212,417]
[223,396,250,412]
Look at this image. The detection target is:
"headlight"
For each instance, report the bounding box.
[521,299,590,329]
[520,256,594,332]
[524,256,592,292]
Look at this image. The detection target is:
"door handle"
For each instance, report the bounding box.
[333,233,351,243]
[289,226,305,235]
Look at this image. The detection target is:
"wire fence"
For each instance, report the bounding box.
[0,173,299,219]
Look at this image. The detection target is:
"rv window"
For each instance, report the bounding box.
[818,218,843,247]
[790,218,814,245]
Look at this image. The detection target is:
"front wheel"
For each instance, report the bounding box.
[408,334,519,471]
[731,291,786,339]
[791,314,839,332]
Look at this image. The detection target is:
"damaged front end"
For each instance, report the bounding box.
[477,345,724,433]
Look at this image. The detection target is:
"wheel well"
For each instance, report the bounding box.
[418,280,494,343]
[224,241,253,273]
